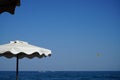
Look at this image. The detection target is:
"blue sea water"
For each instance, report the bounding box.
[0,71,120,80]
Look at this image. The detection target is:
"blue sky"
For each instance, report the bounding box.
[0,0,120,71]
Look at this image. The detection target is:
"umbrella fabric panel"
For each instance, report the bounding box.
[0,0,20,14]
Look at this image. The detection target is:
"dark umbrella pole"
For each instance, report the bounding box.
[16,55,19,80]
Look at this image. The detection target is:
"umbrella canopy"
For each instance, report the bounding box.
[0,40,51,59]
[0,0,20,14]
[0,40,51,80]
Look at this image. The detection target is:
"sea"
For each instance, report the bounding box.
[0,71,120,80]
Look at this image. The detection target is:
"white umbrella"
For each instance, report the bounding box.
[0,40,51,80]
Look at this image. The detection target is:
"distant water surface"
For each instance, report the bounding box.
[0,71,120,80]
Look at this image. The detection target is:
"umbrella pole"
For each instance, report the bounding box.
[16,55,19,80]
